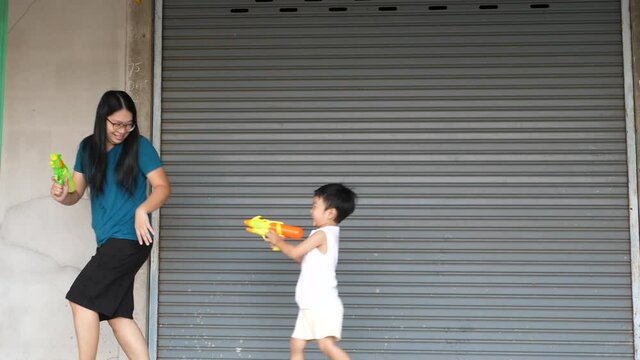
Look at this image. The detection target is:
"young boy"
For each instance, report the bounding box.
[265,183,357,360]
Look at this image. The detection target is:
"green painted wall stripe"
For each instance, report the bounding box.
[0,0,7,161]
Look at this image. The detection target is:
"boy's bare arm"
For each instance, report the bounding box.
[265,229,326,262]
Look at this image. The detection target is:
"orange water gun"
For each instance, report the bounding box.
[244,215,303,251]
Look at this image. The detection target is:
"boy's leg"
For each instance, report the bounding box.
[290,337,307,360]
[107,317,150,360]
[69,301,100,360]
[317,337,350,360]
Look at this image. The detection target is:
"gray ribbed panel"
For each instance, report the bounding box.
[158,0,632,359]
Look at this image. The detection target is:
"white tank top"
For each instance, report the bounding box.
[295,226,341,309]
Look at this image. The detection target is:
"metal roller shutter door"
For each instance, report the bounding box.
[157,0,632,359]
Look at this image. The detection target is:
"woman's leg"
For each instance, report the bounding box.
[317,337,350,360]
[69,301,100,360]
[107,317,150,360]
[290,337,307,360]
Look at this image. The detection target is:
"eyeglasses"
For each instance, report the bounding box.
[106,118,136,132]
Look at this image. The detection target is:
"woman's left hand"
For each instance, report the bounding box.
[135,207,155,245]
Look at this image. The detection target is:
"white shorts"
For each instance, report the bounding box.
[291,302,344,341]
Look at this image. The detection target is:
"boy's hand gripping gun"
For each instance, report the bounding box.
[244,215,303,251]
[50,153,76,193]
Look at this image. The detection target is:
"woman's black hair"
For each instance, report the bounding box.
[81,90,139,197]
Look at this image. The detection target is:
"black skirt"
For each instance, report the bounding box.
[66,238,152,321]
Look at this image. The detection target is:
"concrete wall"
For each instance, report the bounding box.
[633,0,640,198]
[0,0,149,359]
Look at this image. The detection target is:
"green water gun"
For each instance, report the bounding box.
[50,153,76,193]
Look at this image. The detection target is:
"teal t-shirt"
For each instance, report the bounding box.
[74,136,162,247]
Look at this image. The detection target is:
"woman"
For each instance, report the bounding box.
[50,90,170,360]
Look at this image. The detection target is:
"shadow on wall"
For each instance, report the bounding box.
[0,196,123,359]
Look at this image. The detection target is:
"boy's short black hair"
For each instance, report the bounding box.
[314,183,357,224]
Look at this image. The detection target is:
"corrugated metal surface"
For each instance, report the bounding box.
[158,0,632,359]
